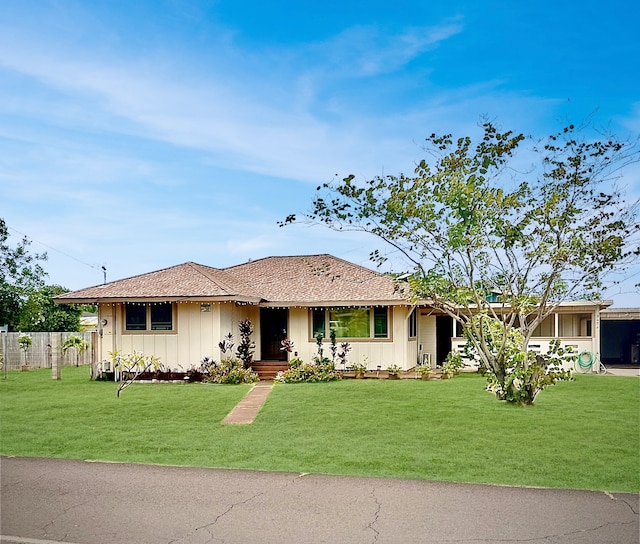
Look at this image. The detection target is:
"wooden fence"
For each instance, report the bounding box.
[0,332,96,370]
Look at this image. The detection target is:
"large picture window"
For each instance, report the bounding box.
[311,307,390,339]
[330,308,370,338]
[125,302,174,332]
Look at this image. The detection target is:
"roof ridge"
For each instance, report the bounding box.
[66,262,200,293]
[187,262,259,296]
[223,254,333,270]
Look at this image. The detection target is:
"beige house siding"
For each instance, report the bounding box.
[276,306,417,370]
[96,302,420,370]
[418,313,437,368]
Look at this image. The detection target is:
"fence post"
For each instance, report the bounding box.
[2,333,7,379]
[51,333,61,380]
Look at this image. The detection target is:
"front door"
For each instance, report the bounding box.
[260,308,288,361]
[436,315,453,366]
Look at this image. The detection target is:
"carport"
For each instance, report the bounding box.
[600,308,640,366]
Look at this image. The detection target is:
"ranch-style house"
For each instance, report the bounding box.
[55,254,610,376]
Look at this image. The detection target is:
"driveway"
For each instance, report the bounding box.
[1,456,638,544]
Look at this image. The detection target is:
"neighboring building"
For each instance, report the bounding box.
[54,254,613,374]
[600,308,640,366]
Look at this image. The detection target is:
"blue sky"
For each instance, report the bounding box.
[1,0,639,306]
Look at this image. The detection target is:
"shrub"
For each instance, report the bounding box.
[205,357,259,384]
[386,363,402,375]
[275,361,342,383]
[442,351,466,377]
[236,319,255,368]
[464,316,573,404]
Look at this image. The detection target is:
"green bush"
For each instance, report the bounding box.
[442,351,465,377]
[275,361,342,383]
[206,357,259,384]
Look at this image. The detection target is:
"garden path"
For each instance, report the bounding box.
[222,380,274,424]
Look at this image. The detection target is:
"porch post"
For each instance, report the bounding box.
[593,309,602,372]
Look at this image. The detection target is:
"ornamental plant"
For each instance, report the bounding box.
[336,342,351,368]
[275,359,342,383]
[464,315,573,404]
[441,351,466,378]
[329,329,338,363]
[62,334,89,367]
[218,333,234,354]
[386,364,402,375]
[110,350,161,397]
[17,333,32,367]
[205,357,258,384]
[236,319,255,369]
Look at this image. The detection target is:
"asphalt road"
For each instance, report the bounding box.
[1,456,638,544]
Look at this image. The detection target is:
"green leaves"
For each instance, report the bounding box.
[283,120,639,404]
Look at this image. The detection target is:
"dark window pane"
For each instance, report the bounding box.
[409,309,417,338]
[374,307,388,338]
[125,303,147,331]
[312,308,326,337]
[151,302,173,331]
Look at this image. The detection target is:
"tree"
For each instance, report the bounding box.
[0,218,47,330]
[284,122,639,404]
[19,285,83,331]
[62,334,90,367]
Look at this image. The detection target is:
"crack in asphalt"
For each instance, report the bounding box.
[167,491,265,544]
[367,487,381,543]
[40,500,88,538]
[607,492,639,515]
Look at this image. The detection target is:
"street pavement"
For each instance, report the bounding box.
[1,456,638,544]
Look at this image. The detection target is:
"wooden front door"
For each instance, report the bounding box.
[260,308,288,361]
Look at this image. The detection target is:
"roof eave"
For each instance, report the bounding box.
[54,295,263,305]
[259,299,409,307]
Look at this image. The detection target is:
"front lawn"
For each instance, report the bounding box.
[1,366,638,491]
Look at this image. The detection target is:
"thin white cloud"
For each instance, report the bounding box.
[318,21,464,77]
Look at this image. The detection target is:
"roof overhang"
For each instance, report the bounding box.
[54,295,263,305]
[258,299,411,308]
[601,308,640,320]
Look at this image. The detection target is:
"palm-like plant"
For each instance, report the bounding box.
[62,335,89,367]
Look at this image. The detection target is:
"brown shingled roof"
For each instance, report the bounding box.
[55,255,407,306]
[54,262,262,303]
[224,254,406,306]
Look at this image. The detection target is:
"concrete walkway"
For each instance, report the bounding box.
[222,380,274,424]
[606,366,640,377]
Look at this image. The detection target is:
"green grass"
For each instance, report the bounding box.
[1,366,638,491]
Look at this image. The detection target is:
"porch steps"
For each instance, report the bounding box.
[251,360,289,380]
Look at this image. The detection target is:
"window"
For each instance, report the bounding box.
[374,307,388,338]
[408,309,417,338]
[312,308,326,337]
[125,303,146,331]
[151,302,173,330]
[330,308,370,338]
[125,302,174,332]
[311,307,390,339]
